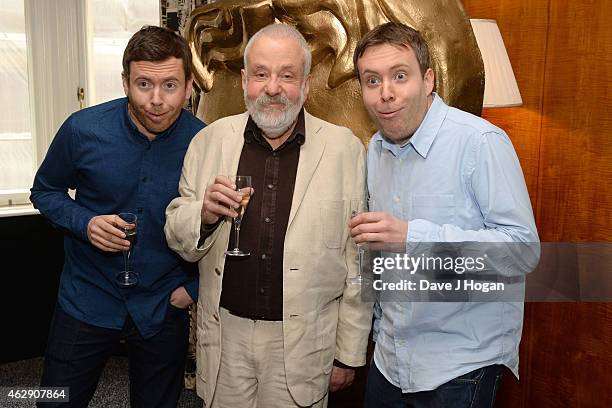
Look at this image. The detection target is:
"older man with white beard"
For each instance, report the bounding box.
[164,24,372,408]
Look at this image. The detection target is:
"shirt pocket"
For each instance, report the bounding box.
[412,194,455,225]
[320,200,344,249]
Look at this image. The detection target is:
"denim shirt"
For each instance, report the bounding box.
[31,98,205,338]
[368,93,539,392]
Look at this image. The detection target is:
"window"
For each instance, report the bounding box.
[88,0,160,105]
[0,0,159,209]
[0,0,35,203]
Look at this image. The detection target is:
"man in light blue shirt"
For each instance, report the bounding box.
[350,23,539,407]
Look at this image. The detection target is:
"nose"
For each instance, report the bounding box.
[380,81,395,102]
[264,76,281,96]
[151,86,163,106]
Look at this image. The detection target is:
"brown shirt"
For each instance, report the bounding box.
[219,110,305,320]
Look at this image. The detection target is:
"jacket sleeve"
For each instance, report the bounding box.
[165,131,225,263]
[335,134,374,367]
[30,115,97,242]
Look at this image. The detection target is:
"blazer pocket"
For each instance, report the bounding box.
[412,194,455,225]
[320,200,344,249]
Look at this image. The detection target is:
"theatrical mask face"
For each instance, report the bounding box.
[357,43,434,144]
[123,57,193,139]
[241,35,310,139]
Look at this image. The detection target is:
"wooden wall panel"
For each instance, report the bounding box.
[538,0,612,242]
[463,0,612,407]
[527,303,612,407]
[527,0,612,406]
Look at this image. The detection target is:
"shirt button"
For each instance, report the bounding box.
[267,184,274,190]
[272,152,279,157]
[264,217,271,223]
[260,288,265,294]
[393,196,400,203]
[261,253,267,260]
[214,267,221,276]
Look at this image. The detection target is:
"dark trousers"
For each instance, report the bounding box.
[37,304,190,408]
[364,362,504,408]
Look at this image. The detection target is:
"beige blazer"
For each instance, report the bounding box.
[165,111,372,407]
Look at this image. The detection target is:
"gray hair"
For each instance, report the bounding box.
[243,23,312,77]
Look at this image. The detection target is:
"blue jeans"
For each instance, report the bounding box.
[364,362,504,408]
[37,304,189,408]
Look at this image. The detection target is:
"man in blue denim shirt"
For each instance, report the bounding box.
[350,23,539,407]
[30,26,204,407]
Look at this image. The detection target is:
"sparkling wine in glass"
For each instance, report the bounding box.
[115,212,138,287]
[225,176,252,257]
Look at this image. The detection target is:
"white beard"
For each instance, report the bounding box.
[244,86,305,138]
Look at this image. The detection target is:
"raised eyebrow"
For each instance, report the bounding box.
[361,64,412,76]
[390,64,412,71]
[133,76,180,82]
[360,69,381,76]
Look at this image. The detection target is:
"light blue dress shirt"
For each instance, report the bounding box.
[368,93,539,392]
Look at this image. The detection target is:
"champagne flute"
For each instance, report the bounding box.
[115,212,138,287]
[348,198,366,285]
[225,176,252,257]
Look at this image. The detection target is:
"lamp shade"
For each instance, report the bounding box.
[470,19,522,108]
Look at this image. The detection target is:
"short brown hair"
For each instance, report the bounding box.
[353,22,430,80]
[122,25,192,81]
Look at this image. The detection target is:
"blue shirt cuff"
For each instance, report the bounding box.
[76,210,97,243]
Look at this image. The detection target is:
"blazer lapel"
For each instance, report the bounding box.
[221,112,249,175]
[288,111,326,228]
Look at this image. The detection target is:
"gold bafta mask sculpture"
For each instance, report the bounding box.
[187,0,484,144]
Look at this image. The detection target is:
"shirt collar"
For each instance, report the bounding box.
[244,108,306,149]
[372,92,448,159]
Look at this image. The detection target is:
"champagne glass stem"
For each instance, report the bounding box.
[233,224,241,252]
[123,250,129,273]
